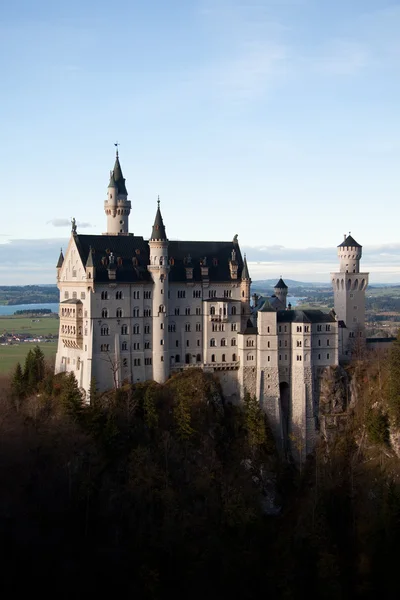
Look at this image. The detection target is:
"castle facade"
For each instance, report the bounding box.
[55,152,368,456]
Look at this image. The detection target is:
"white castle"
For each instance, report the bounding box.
[55,151,368,456]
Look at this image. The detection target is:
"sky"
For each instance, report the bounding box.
[1,0,400,284]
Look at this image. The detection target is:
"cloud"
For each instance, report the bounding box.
[47,219,92,228]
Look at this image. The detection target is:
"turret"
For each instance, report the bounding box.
[240,254,252,331]
[331,233,369,360]
[85,246,95,287]
[274,277,288,308]
[56,248,64,281]
[337,234,362,273]
[103,149,131,235]
[147,198,169,383]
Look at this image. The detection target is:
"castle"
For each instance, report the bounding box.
[55,151,368,456]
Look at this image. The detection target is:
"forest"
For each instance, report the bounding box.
[2,340,400,599]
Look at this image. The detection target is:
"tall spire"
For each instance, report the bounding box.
[56,248,64,268]
[151,197,167,241]
[112,150,128,195]
[86,246,94,268]
[242,254,250,280]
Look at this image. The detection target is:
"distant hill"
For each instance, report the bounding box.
[252,279,331,290]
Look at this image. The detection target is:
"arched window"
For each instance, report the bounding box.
[133,307,139,317]
[211,354,215,362]
[210,338,216,347]
[231,338,236,346]
[222,354,226,362]
[221,338,226,346]
[72,291,77,299]
[175,354,180,363]
[133,324,140,334]
[116,308,123,318]
[159,304,165,313]
[102,308,108,318]
[185,323,191,332]
[101,291,108,300]
[116,291,122,300]
[210,306,215,315]
[121,325,128,335]
[196,353,201,362]
[231,306,237,315]
[101,326,109,336]
[232,353,237,362]
[121,341,128,351]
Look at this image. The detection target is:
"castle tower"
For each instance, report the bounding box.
[103,149,131,235]
[240,254,252,330]
[331,234,369,360]
[148,199,169,383]
[274,277,288,308]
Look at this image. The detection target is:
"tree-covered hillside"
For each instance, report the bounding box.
[2,342,400,598]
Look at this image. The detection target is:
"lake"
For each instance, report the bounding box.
[0,303,59,316]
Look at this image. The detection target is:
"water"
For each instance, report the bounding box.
[0,303,59,316]
[287,296,304,307]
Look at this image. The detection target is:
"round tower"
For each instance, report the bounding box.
[337,233,362,273]
[148,199,169,383]
[331,233,369,360]
[103,149,131,235]
[274,277,288,308]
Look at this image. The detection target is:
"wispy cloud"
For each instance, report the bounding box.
[47,219,92,228]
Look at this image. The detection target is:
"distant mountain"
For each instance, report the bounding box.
[252,279,331,289]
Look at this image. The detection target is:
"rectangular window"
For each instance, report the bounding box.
[178,290,186,299]
[144,325,150,334]
[175,308,180,316]
[185,307,190,315]
[176,340,179,347]
[196,307,201,315]
[196,323,201,331]
[326,325,331,332]
[133,342,140,350]
[193,290,201,298]
[327,353,330,359]
[145,357,152,366]
[317,325,322,332]
[134,358,141,366]
[231,323,237,331]
[297,355,302,361]
[144,341,150,349]
[186,340,189,347]
[197,339,200,346]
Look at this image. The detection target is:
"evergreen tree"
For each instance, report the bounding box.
[33,345,45,383]
[61,372,83,420]
[11,362,25,402]
[23,349,37,394]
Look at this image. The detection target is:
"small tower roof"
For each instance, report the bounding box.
[242,254,250,280]
[56,249,64,268]
[108,171,117,189]
[338,234,361,248]
[259,299,275,312]
[274,277,288,289]
[151,198,167,241]
[108,149,128,195]
[86,247,94,268]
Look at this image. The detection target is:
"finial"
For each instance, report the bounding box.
[114,141,119,157]
[157,195,160,209]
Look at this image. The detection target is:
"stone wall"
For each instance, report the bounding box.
[214,370,240,404]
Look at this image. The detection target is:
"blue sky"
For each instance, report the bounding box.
[1,0,400,283]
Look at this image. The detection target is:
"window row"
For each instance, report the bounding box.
[210,338,236,347]
[210,353,237,363]
[174,307,202,316]
[100,290,152,300]
[64,291,86,300]
[61,325,82,335]
[61,307,82,318]
[210,305,237,316]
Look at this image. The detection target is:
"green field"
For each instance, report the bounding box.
[0,342,57,374]
[0,315,59,336]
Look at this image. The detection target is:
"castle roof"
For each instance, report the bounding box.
[274,278,288,289]
[56,249,64,268]
[151,203,167,241]
[259,299,275,312]
[85,246,94,268]
[110,152,128,196]
[277,309,336,324]
[242,255,250,280]
[338,235,361,248]
[73,234,247,284]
